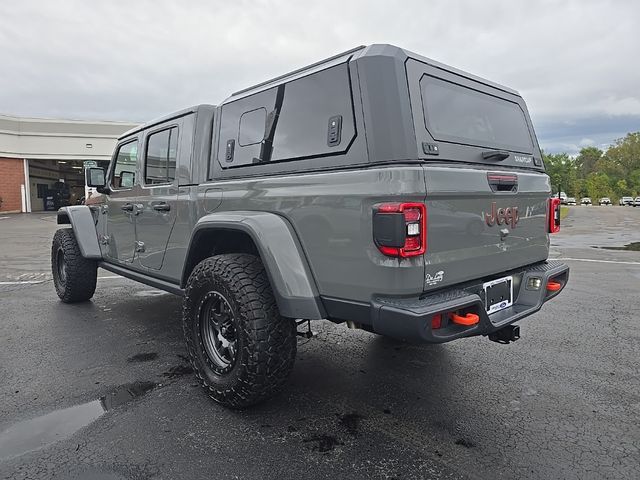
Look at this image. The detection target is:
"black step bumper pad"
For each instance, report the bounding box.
[370,261,569,343]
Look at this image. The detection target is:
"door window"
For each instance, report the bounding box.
[112,140,138,189]
[145,127,178,185]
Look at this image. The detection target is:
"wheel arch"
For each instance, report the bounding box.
[56,206,102,259]
[182,211,325,320]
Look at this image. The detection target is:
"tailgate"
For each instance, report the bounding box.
[422,165,550,291]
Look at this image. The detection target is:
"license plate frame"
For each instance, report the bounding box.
[483,276,513,314]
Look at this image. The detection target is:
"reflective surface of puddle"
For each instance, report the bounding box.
[0,381,156,461]
[592,242,640,251]
[133,290,168,297]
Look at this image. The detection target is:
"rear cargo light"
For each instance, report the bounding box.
[373,202,427,258]
[549,197,561,233]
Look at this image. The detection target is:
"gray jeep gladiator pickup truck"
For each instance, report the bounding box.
[52,44,569,407]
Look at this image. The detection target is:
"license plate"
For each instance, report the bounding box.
[483,276,513,314]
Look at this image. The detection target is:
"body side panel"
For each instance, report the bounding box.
[200,166,427,304]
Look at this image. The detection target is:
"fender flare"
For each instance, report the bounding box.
[56,206,102,259]
[182,211,326,320]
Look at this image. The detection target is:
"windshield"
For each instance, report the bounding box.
[420,75,533,153]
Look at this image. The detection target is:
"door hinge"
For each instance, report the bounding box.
[135,241,145,253]
[100,235,110,246]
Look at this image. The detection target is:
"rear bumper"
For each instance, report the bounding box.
[324,260,569,343]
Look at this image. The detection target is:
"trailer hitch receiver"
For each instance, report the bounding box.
[488,324,520,344]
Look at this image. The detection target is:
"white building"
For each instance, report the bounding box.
[0,114,137,212]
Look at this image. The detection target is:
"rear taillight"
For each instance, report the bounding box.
[373,202,427,257]
[549,197,561,233]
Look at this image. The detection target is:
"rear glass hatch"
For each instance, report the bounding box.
[404,58,550,296]
[405,57,544,169]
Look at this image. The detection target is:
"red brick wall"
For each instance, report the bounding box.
[0,157,24,213]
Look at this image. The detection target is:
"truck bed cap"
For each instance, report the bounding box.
[224,43,519,104]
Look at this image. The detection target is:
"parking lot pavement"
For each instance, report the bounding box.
[0,210,639,480]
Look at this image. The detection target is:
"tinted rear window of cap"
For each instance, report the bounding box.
[420,75,533,154]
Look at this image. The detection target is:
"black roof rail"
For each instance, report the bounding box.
[231,45,366,97]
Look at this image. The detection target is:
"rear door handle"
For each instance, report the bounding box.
[121,203,134,212]
[152,202,171,212]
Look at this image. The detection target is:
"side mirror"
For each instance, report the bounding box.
[85,167,105,187]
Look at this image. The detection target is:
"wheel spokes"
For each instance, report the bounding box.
[199,291,238,373]
[57,248,66,283]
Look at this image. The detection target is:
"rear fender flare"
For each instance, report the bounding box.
[56,206,102,259]
[182,211,325,320]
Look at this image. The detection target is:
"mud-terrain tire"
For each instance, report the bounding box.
[183,253,297,408]
[51,228,98,303]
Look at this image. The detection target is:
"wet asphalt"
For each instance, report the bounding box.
[0,208,638,480]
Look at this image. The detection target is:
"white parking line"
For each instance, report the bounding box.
[0,276,122,285]
[0,280,48,285]
[559,257,640,266]
[0,217,10,220]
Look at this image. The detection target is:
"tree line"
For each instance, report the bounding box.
[543,132,640,201]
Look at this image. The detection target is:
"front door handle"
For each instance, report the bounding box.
[121,203,134,212]
[152,202,171,212]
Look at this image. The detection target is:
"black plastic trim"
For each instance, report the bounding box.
[323,261,569,344]
[99,261,184,296]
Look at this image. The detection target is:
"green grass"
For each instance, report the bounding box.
[560,206,570,220]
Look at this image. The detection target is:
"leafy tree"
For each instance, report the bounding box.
[585,173,611,201]
[575,178,586,197]
[596,155,624,179]
[605,132,640,175]
[575,146,602,178]
[614,179,629,198]
[628,170,640,196]
[541,131,639,199]
[543,152,578,195]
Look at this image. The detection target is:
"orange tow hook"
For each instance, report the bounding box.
[546,281,562,292]
[449,312,480,326]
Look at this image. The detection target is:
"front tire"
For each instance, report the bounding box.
[183,254,297,408]
[51,228,98,303]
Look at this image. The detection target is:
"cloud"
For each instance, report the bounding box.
[0,0,638,153]
[534,114,639,154]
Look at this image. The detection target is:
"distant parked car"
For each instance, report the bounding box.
[566,197,577,206]
[558,192,568,204]
[619,196,634,206]
[634,197,640,207]
[580,197,592,205]
[599,197,612,206]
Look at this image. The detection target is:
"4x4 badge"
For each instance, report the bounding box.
[485,202,519,229]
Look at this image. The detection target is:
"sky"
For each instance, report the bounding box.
[1,0,638,155]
